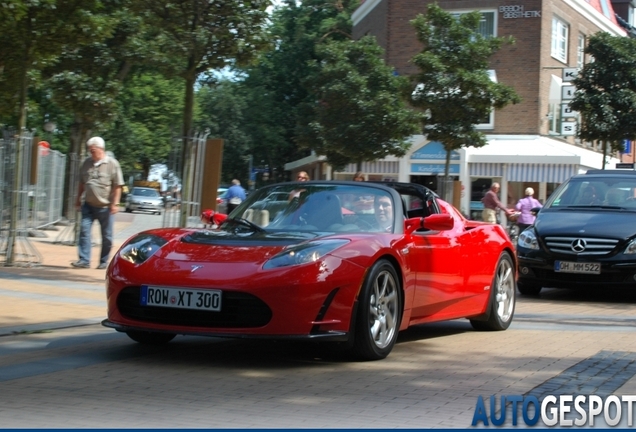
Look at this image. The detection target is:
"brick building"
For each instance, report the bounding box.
[287,0,634,219]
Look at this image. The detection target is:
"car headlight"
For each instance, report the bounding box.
[517,229,539,250]
[625,239,636,255]
[119,234,167,264]
[263,239,349,269]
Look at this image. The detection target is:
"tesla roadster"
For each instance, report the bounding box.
[103,181,517,360]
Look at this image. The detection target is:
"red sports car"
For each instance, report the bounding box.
[103,181,517,360]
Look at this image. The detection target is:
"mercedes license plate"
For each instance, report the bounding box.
[554,261,601,275]
[140,285,222,311]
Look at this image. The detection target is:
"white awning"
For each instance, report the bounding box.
[466,135,618,169]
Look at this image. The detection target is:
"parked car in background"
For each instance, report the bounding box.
[517,169,636,295]
[125,187,163,215]
[103,181,516,361]
[216,189,229,214]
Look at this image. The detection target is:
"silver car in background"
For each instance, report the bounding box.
[125,187,163,215]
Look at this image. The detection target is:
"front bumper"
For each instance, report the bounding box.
[517,255,636,288]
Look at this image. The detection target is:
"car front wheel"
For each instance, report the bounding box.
[126,330,176,345]
[352,259,402,361]
[470,251,516,331]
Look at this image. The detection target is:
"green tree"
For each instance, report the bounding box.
[107,72,184,179]
[234,0,418,176]
[0,0,107,131]
[133,0,272,164]
[195,80,252,185]
[297,36,422,171]
[409,4,520,195]
[569,32,636,168]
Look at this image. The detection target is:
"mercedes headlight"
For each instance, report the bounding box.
[263,239,349,269]
[119,234,167,264]
[517,229,539,250]
[625,239,636,255]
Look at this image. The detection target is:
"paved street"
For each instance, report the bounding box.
[1,213,636,428]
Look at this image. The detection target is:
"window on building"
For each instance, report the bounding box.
[551,17,569,63]
[577,34,586,68]
[599,0,611,19]
[547,103,561,135]
[475,70,497,129]
[450,10,497,37]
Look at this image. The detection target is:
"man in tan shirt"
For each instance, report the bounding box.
[72,137,124,269]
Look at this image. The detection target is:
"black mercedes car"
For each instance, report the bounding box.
[516,169,636,295]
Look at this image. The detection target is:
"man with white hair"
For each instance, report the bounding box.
[515,187,542,232]
[481,182,512,224]
[72,136,125,269]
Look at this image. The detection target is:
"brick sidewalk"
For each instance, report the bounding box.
[0,215,134,334]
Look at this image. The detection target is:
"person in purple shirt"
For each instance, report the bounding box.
[515,187,543,232]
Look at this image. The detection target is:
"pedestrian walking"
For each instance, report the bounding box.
[515,187,543,232]
[481,182,512,224]
[72,137,124,269]
[225,179,247,214]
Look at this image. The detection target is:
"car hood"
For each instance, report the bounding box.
[131,196,162,202]
[535,209,636,239]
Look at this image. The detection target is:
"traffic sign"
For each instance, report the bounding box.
[615,163,635,169]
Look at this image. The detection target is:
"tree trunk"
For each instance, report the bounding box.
[443,147,452,201]
[602,140,608,170]
[179,70,197,227]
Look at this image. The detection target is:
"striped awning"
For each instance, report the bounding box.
[469,163,503,177]
[342,161,399,174]
[470,163,577,183]
[508,164,577,182]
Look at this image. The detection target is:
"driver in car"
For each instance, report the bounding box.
[374,195,394,232]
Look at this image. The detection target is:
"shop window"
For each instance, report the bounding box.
[547,103,561,135]
[577,34,586,69]
[551,17,569,63]
[450,10,497,37]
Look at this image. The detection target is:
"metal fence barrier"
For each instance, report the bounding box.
[0,129,67,266]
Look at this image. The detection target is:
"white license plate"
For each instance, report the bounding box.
[140,285,222,311]
[554,261,601,274]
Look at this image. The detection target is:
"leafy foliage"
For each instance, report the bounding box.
[195,81,253,185]
[0,0,108,130]
[106,72,184,178]
[409,4,520,178]
[297,36,422,171]
[569,32,636,162]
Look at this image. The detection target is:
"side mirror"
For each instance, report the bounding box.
[531,206,541,216]
[424,213,454,231]
[404,213,454,234]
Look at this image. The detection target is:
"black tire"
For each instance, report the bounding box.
[517,280,542,296]
[126,330,176,345]
[125,207,132,213]
[352,259,402,360]
[470,252,516,331]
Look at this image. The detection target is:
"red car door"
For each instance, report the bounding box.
[406,220,475,322]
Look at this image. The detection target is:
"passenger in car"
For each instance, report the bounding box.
[577,185,602,205]
[604,188,626,206]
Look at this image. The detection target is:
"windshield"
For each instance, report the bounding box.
[545,176,636,210]
[219,183,398,234]
[133,188,160,197]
